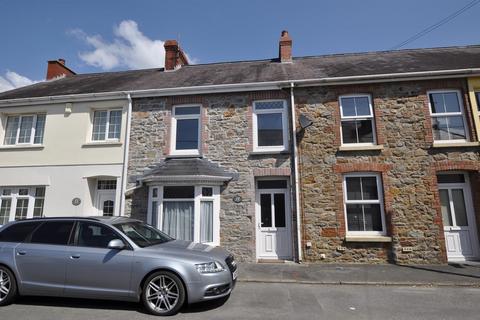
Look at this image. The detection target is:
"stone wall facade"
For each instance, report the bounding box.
[296,79,480,264]
[126,91,294,262]
[125,78,480,264]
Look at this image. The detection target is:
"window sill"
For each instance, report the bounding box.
[0,145,44,151]
[166,152,202,159]
[432,141,480,148]
[345,235,392,243]
[338,145,384,152]
[82,141,123,148]
[250,149,289,155]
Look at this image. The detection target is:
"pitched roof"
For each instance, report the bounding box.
[139,158,234,184]
[1,45,480,100]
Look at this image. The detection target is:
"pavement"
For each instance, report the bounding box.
[237,261,480,286]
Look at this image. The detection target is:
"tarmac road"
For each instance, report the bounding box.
[2,282,479,320]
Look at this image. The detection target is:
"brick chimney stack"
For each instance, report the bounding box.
[46,59,76,80]
[279,30,292,63]
[164,40,189,71]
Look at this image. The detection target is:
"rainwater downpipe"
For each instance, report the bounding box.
[289,82,303,262]
[119,93,132,216]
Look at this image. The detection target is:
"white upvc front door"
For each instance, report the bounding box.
[255,186,292,260]
[95,191,116,216]
[438,174,479,261]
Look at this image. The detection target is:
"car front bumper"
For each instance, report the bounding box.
[187,255,238,303]
[187,269,236,303]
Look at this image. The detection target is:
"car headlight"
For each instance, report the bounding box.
[195,261,225,274]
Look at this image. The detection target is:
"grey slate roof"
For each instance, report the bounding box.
[140,158,234,182]
[1,45,480,100]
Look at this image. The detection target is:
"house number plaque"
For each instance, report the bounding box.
[72,198,81,206]
[233,195,242,203]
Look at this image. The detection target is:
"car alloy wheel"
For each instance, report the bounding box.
[143,271,185,316]
[0,269,10,302]
[0,267,16,306]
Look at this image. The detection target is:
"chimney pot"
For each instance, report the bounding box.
[279,30,292,63]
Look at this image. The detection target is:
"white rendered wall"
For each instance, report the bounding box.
[0,99,127,166]
[0,164,123,217]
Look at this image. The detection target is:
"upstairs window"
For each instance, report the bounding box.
[476,92,480,111]
[3,114,46,145]
[339,95,375,145]
[343,173,386,235]
[253,100,288,152]
[92,109,122,141]
[171,105,201,155]
[428,91,467,142]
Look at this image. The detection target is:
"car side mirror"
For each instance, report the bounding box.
[107,239,126,250]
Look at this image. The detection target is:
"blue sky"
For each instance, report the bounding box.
[0,0,479,91]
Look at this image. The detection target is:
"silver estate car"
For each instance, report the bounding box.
[0,217,237,316]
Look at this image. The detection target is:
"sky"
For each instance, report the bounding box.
[0,0,479,92]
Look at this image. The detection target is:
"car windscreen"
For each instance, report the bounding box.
[113,222,173,248]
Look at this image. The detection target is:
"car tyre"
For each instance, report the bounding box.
[0,266,17,306]
[142,270,185,316]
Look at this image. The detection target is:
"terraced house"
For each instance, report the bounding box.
[0,31,479,264]
[0,60,130,224]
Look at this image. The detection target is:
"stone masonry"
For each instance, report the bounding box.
[296,78,480,264]
[126,91,293,262]
[125,79,480,264]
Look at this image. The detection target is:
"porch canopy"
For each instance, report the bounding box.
[138,157,234,185]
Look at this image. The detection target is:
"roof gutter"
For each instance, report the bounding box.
[1,68,480,107]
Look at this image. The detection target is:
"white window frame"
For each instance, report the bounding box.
[170,105,202,156]
[476,91,480,112]
[427,90,469,143]
[0,186,45,226]
[90,108,123,142]
[3,114,46,146]
[252,100,289,152]
[339,94,376,146]
[343,173,386,236]
[147,185,220,245]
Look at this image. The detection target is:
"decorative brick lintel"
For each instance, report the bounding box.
[333,162,393,173]
[253,167,291,177]
[434,160,480,172]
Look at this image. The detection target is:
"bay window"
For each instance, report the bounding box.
[343,173,386,235]
[3,114,46,145]
[428,91,468,142]
[339,95,376,145]
[0,186,45,225]
[148,185,219,245]
[253,100,288,152]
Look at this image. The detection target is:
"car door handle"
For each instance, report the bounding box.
[16,251,26,256]
[70,254,81,259]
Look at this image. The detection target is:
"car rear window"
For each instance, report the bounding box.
[30,221,75,245]
[0,221,42,243]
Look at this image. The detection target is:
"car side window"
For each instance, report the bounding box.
[76,222,121,249]
[30,221,74,245]
[0,221,42,243]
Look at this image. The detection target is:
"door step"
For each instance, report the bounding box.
[257,259,286,264]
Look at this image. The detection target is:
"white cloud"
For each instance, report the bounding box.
[0,71,39,93]
[71,20,192,70]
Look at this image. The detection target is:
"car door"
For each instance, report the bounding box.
[64,221,134,300]
[15,220,75,296]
